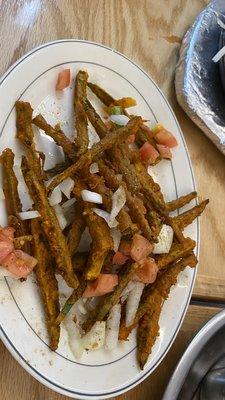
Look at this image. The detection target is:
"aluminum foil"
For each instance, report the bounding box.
[175,0,225,156]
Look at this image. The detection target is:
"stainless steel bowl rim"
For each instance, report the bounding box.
[162,309,225,400]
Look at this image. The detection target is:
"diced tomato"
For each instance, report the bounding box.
[130,234,153,262]
[113,251,129,266]
[83,274,118,298]
[134,257,158,284]
[1,250,37,279]
[156,144,172,159]
[139,142,159,164]
[128,134,136,143]
[0,230,14,263]
[55,69,71,91]
[1,227,15,240]
[155,128,178,148]
[119,240,132,256]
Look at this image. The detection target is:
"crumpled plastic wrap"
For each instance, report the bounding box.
[175,0,225,156]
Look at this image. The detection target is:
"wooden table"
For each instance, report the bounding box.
[1,1,225,399]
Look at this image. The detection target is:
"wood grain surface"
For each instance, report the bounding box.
[0,0,225,399]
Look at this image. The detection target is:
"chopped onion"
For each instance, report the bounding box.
[126,282,145,326]
[109,186,126,227]
[48,186,62,206]
[0,187,5,200]
[93,208,118,228]
[85,296,101,311]
[110,228,122,252]
[76,299,87,315]
[18,211,40,220]
[53,204,67,230]
[120,280,136,303]
[212,45,225,63]
[88,130,100,148]
[218,17,225,30]
[105,304,121,350]
[62,198,76,210]
[64,317,84,359]
[153,224,174,254]
[82,321,106,351]
[59,177,74,199]
[81,189,103,204]
[89,162,99,174]
[110,115,130,126]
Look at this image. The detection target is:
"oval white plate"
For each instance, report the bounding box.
[0,40,199,399]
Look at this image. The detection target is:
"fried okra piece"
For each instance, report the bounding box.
[0,149,30,252]
[31,219,60,350]
[173,200,209,230]
[15,101,46,181]
[166,191,197,212]
[119,253,197,342]
[67,201,86,256]
[47,117,142,195]
[22,157,79,289]
[83,204,113,280]
[98,160,154,241]
[74,70,89,155]
[33,114,77,160]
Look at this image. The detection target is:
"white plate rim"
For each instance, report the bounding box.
[0,39,199,399]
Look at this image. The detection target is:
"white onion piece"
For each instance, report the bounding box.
[212,45,225,62]
[85,296,101,311]
[0,187,5,200]
[109,186,126,227]
[0,267,16,279]
[64,317,84,359]
[76,299,87,315]
[82,321,106,351]
[88,130,100,148]
[81,189,103,204]
[48,186,62,206]
[93,208,118,228]
[105,304,121,350]
[110,115,130,126]
[89,162,99,174]
[110,228,122,252]
[53,205,67,230]
[120,280,136,303]
[153,224,174,254]
[218,17,225,30]
[62,198,76,210]
[59,177,74,199]
[18,211,40,220]
[126,282,145,327]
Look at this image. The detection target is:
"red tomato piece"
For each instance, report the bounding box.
[130,234,153,262]
[139,142,159,164]
[155,129,178,148]
[113,251,129,266]
[156,144,172,159]
[55,69,71,91]
[83,274,118,298]
[134,257,158,284]
[1,250,37,279]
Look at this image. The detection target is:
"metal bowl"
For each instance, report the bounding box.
[162,309,225,400]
